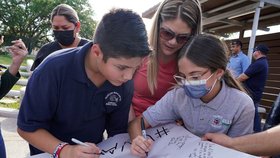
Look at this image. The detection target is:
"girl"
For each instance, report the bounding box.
[128,34,255,157]
[130,0,202,119]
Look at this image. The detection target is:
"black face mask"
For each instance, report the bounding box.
[53,30,75,46]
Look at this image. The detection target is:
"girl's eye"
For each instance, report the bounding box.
[189,76,201,80]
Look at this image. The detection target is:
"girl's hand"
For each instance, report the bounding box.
[130,135,153,157]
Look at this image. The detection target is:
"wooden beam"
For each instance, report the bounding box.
[203,3,259,25]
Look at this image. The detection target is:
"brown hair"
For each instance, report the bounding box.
[179,34,247,92]
[51,4,79,25]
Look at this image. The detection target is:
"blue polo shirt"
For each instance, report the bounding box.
[227,51,250,77]
[17,42,133,155]
[244,57,268,103]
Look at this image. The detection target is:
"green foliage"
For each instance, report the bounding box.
[0,99,20,109]
[0,54,33,66]
[0,0,96,53]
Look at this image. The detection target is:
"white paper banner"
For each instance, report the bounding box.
[29,123,259,158]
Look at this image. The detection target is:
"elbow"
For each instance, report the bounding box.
[17,127,24,138]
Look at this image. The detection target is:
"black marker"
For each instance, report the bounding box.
[141,117,148,156]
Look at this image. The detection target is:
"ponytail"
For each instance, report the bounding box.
[223,69,248,94]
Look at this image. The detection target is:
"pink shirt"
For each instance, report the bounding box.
[132,57,177,116]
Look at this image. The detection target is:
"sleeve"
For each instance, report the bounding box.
[30,44,51,71]
[227,94,255,137]
[106,81,133,137]
[263,93,280,130]
[241,55,250,73]
[244,61,263,77]
[0,69,20,99]
[143,89,179,127]
[17,64,59,132]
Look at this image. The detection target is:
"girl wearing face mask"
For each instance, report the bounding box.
[30,4,89,71]
[128,34,255,157]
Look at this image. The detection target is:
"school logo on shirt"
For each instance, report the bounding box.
[211,115,232,128]
[105,92,122,106]
[211,115,223,128]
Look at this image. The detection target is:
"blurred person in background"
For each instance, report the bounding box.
[30,4,89,71]
[0,37,27,158]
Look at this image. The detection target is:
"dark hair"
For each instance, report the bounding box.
[231,39,242,48]
[93,8,151,62]
[255,44,269,55]
[51,4,79,25]
[179,34,246,92]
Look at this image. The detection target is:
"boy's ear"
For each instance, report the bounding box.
[91,44,103,59]
[91,44,103,58]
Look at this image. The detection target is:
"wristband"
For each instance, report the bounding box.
[53,142,69,158]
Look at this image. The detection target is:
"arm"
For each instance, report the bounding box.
[128,105,136,122]
[241,56,250,73]
[17,63,100,158]
[203,125,280,156]
[0,70,20,99]
[128,117,153,157]
[17,128,101,158]
[0,39,27,99]
[236,73,249,82]
[227,95,255,137]
[7,39,28,75]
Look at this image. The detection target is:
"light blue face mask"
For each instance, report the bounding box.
[183,73,217,99]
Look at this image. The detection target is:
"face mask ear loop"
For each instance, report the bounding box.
[205,72,217,92]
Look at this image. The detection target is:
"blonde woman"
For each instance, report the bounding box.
[131,0,202,119]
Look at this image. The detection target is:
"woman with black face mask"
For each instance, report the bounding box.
[30,4,89,71]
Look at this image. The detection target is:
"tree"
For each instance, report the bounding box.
[0,0,96,53]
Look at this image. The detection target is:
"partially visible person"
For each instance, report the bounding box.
[0,35,3,45]
[131,0,202,119]
[263,93,280,131]
[202,125,280,157]
[128,34,255,157]
[263,93,280,158]
[30,4,89,71]
[17,8,151,158]
[0,38,28,158]
[237,44,269,132]
[227,39,250,78]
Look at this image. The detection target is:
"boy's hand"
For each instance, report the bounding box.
[60,143,101,158]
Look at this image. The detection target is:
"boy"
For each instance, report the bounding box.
[17,8,150,158]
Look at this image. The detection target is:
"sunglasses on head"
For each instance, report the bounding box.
[159,27,192,44]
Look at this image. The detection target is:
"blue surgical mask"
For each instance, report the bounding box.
[183,73,216,99]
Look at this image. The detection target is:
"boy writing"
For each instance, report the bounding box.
[17,8,150,158]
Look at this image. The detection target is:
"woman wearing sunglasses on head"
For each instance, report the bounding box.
[128,34,255,157]
[130,0,202,120]
[30,4,89,71]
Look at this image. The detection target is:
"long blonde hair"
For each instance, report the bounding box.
[147,0,202,94]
